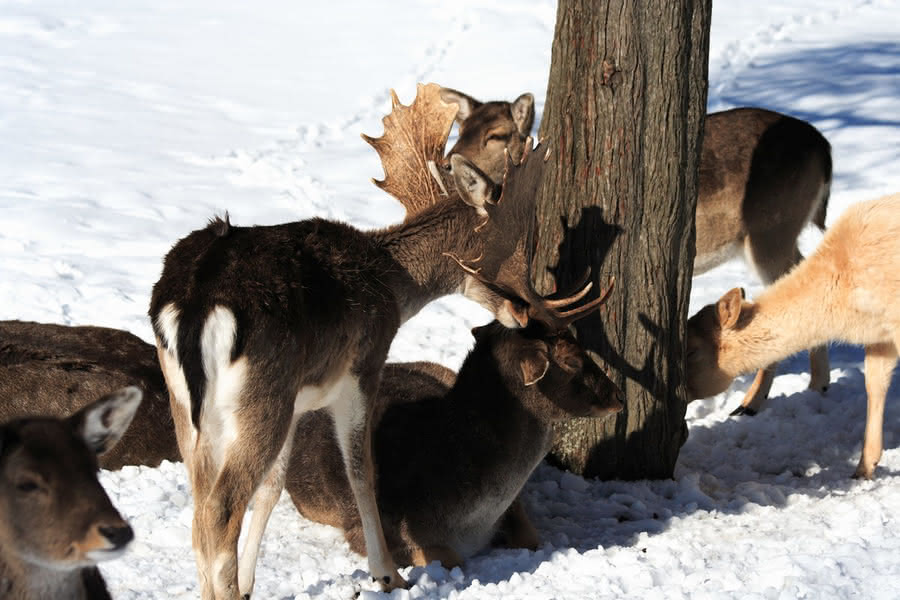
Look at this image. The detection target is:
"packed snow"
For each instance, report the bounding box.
[1,0,899,598]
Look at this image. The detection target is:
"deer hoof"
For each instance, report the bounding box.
[729,405,757,417]
[852,466,875,480]
[374,573,409,592]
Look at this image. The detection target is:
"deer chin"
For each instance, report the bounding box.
[85,546,129,563]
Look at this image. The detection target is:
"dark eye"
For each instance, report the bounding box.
[16,480,40,493]
[486,132,510,143]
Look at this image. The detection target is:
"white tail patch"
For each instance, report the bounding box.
[155,303,181,356]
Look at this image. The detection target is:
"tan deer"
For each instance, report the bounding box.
[685,193,900,479]
[439,87,535,183]
[694,107,833,414]
[150,83,602,599]
[0,320,179,470]
[287,313,622,568]
[0,386,141,600]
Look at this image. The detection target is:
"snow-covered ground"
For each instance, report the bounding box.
[2,0,899,598]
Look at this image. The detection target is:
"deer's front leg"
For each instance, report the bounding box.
[329,376,407,591]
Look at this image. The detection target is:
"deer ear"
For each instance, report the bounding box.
[450,154,496,215]
[501,298,530,328]
[439,87,481,123]
[717,288,744,329]
[520,340,550,386]
[69,386,143,455]
[511,93,535,136]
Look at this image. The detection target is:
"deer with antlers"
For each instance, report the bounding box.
[287,315,621,569]
[439,87,535,183]
[0,386,141,600]
[685,193,900,479]
[150,83,603,599]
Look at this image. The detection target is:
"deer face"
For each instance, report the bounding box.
[478,322,622,421]
[0,387,141,570]
[685,288,747,399]
[440,88,535,183]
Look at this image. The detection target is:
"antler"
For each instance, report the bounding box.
[449,138,615,329]
[362,82,458,217]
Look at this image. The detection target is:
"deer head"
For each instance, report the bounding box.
[684,287,749,399]
[440,87,535,182]
[0,386,141,571]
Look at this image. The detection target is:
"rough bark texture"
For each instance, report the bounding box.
[534,0,711,479]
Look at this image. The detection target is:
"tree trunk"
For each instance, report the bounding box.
[533,0,711,479]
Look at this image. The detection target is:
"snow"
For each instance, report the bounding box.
[2,0,899,598]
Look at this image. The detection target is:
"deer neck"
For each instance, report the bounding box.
[372,199,484,322]
[0,550,86,600]
[723,265,833,377]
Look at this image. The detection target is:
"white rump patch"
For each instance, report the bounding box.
[155,303,181,355]
[199,306,245,468]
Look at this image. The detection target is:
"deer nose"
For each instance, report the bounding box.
[99,524,134,550]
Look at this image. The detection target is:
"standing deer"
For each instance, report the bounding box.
[439,87,535,183]
[685,193,900,479]
[287,315,622,568]
[693,107,833,414]
[150,83,601,599]
[0,320,179,470]
[0,386,141,600]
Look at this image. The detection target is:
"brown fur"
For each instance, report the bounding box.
[0,387,139,599]
[696,107,833,408]
[0,321,179,470]
[686,193,900,479]
[286,321,622,567]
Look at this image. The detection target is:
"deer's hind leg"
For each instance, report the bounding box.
[329,371,407,591]
[854,342,898,479]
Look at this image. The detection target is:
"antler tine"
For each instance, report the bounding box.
[546,276,615,326]
[542,267,593,308]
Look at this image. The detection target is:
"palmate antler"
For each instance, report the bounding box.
[362,82,458,217]
[445,138,615,329]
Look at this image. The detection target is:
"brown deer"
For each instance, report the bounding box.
[0,386,141,600]
[0,320,179,470]
[694,108,833,414]
[439,87,535,183]
[287,315,622,569]
[149,83,602,599]
[685,193,900,479]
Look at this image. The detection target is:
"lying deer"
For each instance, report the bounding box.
[0,386,141,600]
[288,314,622,568]
[694,108,833,414]
[150,83,600,599]
[439,87,535,183]
[685,193,900,479]
[0,320,179,470]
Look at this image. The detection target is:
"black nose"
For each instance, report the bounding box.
[99,524,134,549]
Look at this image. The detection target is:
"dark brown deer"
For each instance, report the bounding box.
[149,83,601,599]
[287,315,622,568]
[0,386,141,600]
[693,108,833,414]
[0,321,179,470]
[439,87,535,183]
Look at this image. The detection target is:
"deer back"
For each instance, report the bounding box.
[0,320,178,470]
[0,387,140,599]
[286,321,621,564]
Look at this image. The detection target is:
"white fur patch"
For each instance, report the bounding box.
[155,303,181,356]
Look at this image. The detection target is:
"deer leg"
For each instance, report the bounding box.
[329,375,407,591]
[808,345,830,393]
[409,544,463,569]
[493,498,540,551]
[237,414,300,599]
[735,365,776,416]
[853,342,897,479]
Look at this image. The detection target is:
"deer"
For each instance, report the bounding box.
[149,83,605,600]
[0,320,179,470]
[287,313,622,568]
[0,386,141,600]
[685,193,900,480]
[692,107,833,415]
[439,87,535,183]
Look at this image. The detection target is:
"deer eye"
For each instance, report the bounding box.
[485,131,511,143]
[16,480,40,493]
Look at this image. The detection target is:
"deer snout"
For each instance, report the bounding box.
[81,519,134,562]
[588,379,623,418]
[99,524,134,550]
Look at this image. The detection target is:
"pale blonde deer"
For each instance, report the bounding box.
[0,386,141,600]
[693,107,833,414]
[150,83,600,600]
[685,193,900,479]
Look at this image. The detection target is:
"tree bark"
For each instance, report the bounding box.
[533,0,711,479]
